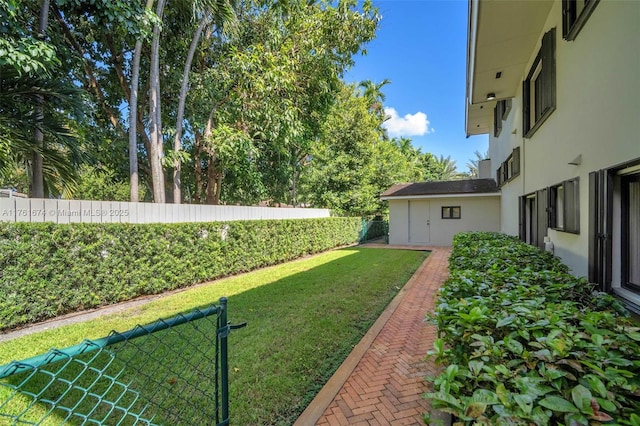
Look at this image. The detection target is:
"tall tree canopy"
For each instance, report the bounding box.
[1,0,455,212]
[298,83,441,216]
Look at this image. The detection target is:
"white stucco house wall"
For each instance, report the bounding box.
[465,0,640,312]
[381,179,500,246]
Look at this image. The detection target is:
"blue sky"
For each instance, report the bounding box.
[344,0,488,173]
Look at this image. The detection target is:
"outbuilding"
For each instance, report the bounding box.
[381,178,501,246]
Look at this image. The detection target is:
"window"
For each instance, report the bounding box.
[496,147,521,188]
[622,174,640,292]
[493,99,512,137]
[501,99,512,121]
[493,105,503,137]
[562,0,600,41]
[589,160,640,314]
[523,28,556,138]
[442,206,461,219]
[512,147,521,176]
[549,178,580,233]
[519,189,548,249]
[502,160,510,183]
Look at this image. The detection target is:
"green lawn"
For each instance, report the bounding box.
[0,247,428,425]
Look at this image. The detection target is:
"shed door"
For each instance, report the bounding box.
[408,200,430,244]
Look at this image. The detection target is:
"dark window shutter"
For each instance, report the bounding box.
[588,170,613,290]
[519,196,526,241]
[536,188,548,249]
[549,186,558,229]
[588,172,598,283]
[541,28,556,115]
[522,80,531,134]
[513,147,521,176]
[565,179,579,233]
[562,0,574,39]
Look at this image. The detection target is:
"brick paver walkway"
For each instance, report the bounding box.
[295,246,450,426]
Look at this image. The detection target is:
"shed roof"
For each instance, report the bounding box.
[381,178,499,198]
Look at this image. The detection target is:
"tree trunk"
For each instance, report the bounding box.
[128,0,155,202]
[129,39,143,202]
[214,172,222,204]
[205,160,217,204]
[31,0,50,198]
[173,15,209,204]
[194,130,203,203]
[148,0,167,203]
[203,108,221,205]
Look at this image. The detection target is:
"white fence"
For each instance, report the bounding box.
[0,198,330,224]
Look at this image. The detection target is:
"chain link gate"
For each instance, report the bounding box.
[359,219,389,243]
[0,297,245,425]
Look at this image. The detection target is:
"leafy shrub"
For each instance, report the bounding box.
[0,217,360,330]
[425,232,640,425]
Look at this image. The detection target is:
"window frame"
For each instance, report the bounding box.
[523,28,556,138]
[493,105,503,137]
[589,159,640,314]
[562,0,600,41]
[496,147,521,188]
[493,99,512,138]
[519,190,548,249]
[441,206,461,220]
[621,174,640,292]
[548,178,580,234]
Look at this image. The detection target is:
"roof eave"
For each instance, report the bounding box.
[464,0,554,136]
[381,192,501,201]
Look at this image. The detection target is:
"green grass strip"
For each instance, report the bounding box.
[0,247,428,425]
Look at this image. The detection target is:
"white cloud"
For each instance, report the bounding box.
[382,107,432,137]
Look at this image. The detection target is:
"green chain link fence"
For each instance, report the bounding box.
[359,219,388,243]
[0,297,245,425]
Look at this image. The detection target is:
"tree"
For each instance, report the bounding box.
[0,0,87,198]
[359,79,390,119]
[183,0,379,205]
[466,149,489,178]
[128,0,155,202]
[171,0,238,204]
[433,155,459,181]
[68,165,146,201]
[1,0,384,206]
[31,0,50,198]
[298,84,426,216]
[0,65,85,196]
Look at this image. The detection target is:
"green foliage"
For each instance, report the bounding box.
[0,63,86,195]
[425,232,640,424]
[0,0,59,76]
[298,84,430,216]
[184,0,380,205]
[66,165,147,202]
[0,217,361,330]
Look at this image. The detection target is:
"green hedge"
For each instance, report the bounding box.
[0,217,361,330]
[425,232,640,425]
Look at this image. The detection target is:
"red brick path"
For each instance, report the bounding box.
[295,246,450,426]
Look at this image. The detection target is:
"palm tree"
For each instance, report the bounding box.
[434,155,458,181]
[359,79,390,118]
[0,65,85,196]
[466,149,489,178]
